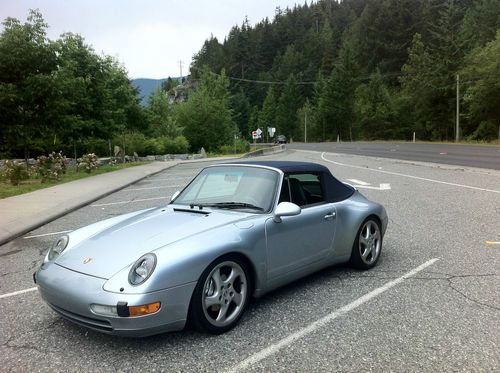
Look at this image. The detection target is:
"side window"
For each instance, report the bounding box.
[287,173,325,207]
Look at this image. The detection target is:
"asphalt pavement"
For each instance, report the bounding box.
[1,149,499,372]
[288,142,500,170]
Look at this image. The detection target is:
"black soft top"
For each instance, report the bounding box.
[228,161,355,202]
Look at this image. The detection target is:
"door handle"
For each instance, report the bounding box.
[324,212,336,220]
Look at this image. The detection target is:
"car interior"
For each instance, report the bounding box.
[279,173,325,207]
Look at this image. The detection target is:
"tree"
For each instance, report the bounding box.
[275,74,303,141]
[461,31,500,140]
[354,70,396,140]
[399,33,434,139]
[146,86,181,138]
[0,10,58,159]
[173,68,234,152]
[229,89,251,138]
[459,0,500,52]
[257,86,278,137]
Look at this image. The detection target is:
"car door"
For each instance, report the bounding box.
[265,173,336,281]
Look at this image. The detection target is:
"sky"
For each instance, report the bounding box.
[0,0,302,79]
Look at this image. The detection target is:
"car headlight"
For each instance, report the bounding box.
[128,253,157,285]
[47,235,69,261]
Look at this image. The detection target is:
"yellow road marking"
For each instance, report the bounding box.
[485,241,500,245]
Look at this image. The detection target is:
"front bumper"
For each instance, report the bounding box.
[35,262,196,337]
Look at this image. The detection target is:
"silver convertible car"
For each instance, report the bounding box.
[35,161,388,336]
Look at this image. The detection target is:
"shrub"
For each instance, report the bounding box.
[82,138,109,157]
[144,138,164,155]
[114,132,146,156]
[218,139,250,154]
[161,136,190,154]
[36,152,68,183]
[2,160,29,186]
[470,121,497,141]
[78,153,100,173]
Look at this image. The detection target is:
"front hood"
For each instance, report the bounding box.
[55,206,250,279]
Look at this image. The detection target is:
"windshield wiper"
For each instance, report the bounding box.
[190,202,264,211]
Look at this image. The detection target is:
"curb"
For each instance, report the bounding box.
[0,162,180,246]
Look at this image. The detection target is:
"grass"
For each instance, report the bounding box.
[0,162,150,199]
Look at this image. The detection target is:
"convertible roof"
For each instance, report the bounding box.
[226,161,355,202]
[231,160,331,173]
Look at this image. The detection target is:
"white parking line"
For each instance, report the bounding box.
[0,287,37,299]
[149,177,192,182]
[122,185,184,192]
[227,258,439,373]
[321,152,500,194]
[91,196,169,207]
[24,230,72,239]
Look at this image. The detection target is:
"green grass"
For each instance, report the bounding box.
[0,162,150,199]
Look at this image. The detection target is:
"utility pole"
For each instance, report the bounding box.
[456,74,460,142]
[178,60,184,79]
[304,111,307,143]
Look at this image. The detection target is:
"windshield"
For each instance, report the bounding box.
[172,166,279,213]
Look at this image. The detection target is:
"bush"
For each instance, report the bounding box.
[82,138,109,157]
[144,138,164,155]
[470,121,497,141]
[36,151,68,182]
[218,139,250,154]
[114,132,146,156]
[2,160,29,186]
[78,153,100,173]
[161,136,190,154]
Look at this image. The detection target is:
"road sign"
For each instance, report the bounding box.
[252,131,259,139]
[256,128,262,136]
[268,127,276,137]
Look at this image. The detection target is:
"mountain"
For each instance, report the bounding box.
[132,78,167,105]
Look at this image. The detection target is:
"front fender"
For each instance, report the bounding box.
[103,218,268,295]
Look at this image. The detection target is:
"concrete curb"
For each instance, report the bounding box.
[0,152,278,246]
[0,162,180,246]
[243,144,286,158]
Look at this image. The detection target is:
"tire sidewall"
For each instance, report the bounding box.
[189,255,250,334]
[350,217,383,270]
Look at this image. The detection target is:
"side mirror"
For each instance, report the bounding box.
[170,190,180,202]
[273,202,301,223]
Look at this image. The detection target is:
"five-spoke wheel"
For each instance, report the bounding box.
[350,217,382,269]
[190,256,250,334]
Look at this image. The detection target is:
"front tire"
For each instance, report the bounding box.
[350,217,382,270]
[189,256,250,334]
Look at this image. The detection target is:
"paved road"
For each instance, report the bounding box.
[1,150,499,372]
[288,142,500,170]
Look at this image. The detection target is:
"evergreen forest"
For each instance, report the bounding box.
[191,0,500,143]
[1,1,499,160]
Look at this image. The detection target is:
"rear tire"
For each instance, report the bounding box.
[350,217,382,270]
[189,255,250,334]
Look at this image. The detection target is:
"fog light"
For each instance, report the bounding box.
[91,304,118,316]
[129,302,161,317]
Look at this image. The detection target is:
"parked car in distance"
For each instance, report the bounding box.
[35,161,388,337]
[275,135,287,144]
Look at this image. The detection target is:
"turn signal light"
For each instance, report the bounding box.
[128,302,161,317]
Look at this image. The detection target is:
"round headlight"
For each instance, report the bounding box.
[128,253,157,285]
[47,235,69,261]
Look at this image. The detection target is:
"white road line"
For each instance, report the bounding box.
[24,230,72,239]
[347,179,371,186]
[91,196,169,207]
[0,287,37,299]
[321,152,500,194]
[355,183,391,191]
[227,258,439,373]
